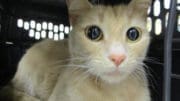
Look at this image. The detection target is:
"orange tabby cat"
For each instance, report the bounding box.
[12,0,152,101]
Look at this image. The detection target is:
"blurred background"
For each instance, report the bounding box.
[0,0,179,101]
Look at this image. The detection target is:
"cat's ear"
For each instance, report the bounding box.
[129,0,152,17]
[66,0,93,25]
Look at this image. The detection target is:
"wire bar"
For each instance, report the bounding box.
[171,74,180,79]
[163,0,177,101]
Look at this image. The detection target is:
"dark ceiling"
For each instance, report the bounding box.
[0,0,68,22]
[0,0,133,10]
[1,0,66,8]
[0,0,133,20]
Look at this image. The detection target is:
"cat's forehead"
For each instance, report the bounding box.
[79,5,145,28]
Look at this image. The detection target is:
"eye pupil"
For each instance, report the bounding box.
[127,27,140,41]
[86,26,103,41]
[88,27,99,39]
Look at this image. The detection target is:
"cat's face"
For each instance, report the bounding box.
[67,0,151,84]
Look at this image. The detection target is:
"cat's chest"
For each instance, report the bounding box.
[66,81,141,101]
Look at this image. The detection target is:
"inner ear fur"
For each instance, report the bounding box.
[129,0,152,17]
[66,0,93,25]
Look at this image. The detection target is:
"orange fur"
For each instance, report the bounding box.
[12,0,152,101]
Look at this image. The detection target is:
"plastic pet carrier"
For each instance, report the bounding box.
[0,0,180,101]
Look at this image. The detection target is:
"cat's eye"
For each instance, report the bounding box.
[85,26,103,41]
[126,27,141,42]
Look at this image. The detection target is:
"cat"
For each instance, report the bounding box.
[11,0,152,101]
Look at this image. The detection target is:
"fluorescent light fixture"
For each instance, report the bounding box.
[35,32,41,40]
[54,33,59,41]
[29,29,35,37]
[147,7,151,14]
[147,17,152,32]
[155,18,162,35]
[41,30,47,38]
[30,20,36,29]
[48,22,53,30]
[54,25,59,33]
[64,26,70,34]
[165,12,169,27]
[153,0,161,16]
[164,0,170,9]
[24,22,30,30]
[36,23,42,31]
[59,32,65,40]
[42,22,48,30]
[70,26,73,31]
[59,24,64,31]
[48,31,54,39]
[17,19,23,28]
[17,19,68,40]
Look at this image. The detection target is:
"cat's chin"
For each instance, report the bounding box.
[100,71,129,84]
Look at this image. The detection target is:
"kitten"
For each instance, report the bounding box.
[12,0,152,101]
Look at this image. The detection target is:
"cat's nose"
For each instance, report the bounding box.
[109,54,126,67]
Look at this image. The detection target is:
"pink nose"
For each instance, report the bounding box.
[109,54,126,67]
